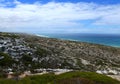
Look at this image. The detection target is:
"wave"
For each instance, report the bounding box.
[35,34,49,38]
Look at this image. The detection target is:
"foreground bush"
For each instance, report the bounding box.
[0,72,119,84]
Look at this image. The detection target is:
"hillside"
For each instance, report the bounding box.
[0,32,120,75]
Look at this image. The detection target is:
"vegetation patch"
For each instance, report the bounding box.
[0,72,119,84]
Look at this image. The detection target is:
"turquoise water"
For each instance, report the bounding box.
[37,33,120,47]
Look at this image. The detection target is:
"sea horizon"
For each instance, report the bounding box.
[36,33,120,48]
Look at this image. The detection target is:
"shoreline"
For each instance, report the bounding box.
[35,34,120,48]
[35,34,49,38]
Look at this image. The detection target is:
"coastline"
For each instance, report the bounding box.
[35,34,120,48]
[35,34,49,38]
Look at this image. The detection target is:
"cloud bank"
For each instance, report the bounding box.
[0,0,120,34]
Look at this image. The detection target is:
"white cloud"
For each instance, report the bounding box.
[94,5,120,25]
[0,1,120,33]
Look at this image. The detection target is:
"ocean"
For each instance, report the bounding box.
[37,33,120,48]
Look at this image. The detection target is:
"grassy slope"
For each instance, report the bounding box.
[0,72,119,84]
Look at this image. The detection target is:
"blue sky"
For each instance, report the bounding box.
[2,0,120,4]
[0,0,120,34]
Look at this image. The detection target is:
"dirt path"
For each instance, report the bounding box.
[108,75,120,81]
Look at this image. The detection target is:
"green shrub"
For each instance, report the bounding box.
[0,72,119,84]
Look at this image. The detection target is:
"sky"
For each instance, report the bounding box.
[0,0,120,34]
